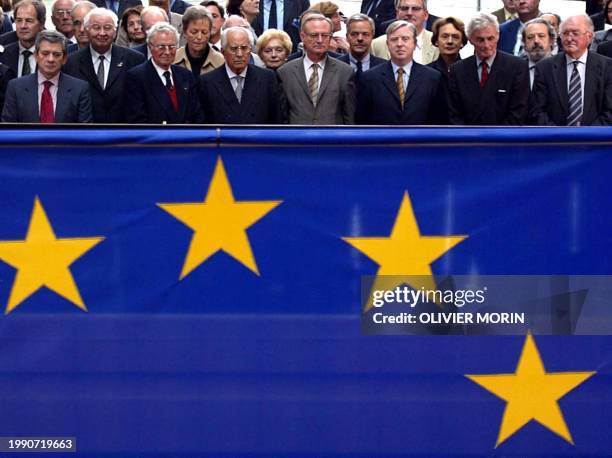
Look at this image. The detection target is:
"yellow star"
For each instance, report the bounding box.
[0,197,104,314]
[158,157,282,280]
[466,333,596,447]
[342,191,467,312]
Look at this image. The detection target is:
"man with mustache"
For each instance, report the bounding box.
[521,17,554,88]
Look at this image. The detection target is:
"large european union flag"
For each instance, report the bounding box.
[0,127,610,456]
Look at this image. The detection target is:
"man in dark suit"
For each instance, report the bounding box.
[498,0,541,55]
[277,13,355,124]
[92,0,141,19]
[448,12,529,125]
[63,7,145,123]
[598,39,612,57]
[338,13,386,81]
[125,23,203,123]
[199,26,280,123]
[2,30,92,123]
[0,0,45,77]
[251,0,310,52]
[356,20,445,124]
[530,14,612,126]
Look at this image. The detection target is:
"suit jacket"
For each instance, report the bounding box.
[371,29,439,64]
[277,55,355,124]
[132,43,148,58]
[1,72,92,123]
[356,60,446,125]
[448,51,529,125]
[92,0,142,18]
[199,64,280,124]
[491,7,512,25]
[0,62,14,113]
[63,45,145,123]
[251,0,310,52]
[0,41,22,76]
[0,30,16,46]
[170,0,190,14]
[360,0,395,37]
[124,60,204,124]
[0,14,12,35]
[498,18,521,54]
[529,52,612,126]
[598,40,612,58]
[337,53,387,71]
[590,12,605,31]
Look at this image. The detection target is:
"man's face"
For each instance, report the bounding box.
[15,5,43,47]
[141,12,168,33]
[560,16,593,59]
[517,0,539,19]
[540,13,559,32]
[52,0,75,37]
[523,22,552,62]
[437,22,463,57]
[184,19,211,54]
[205,5,224,40]
[395,0,427,33]
[149,30,177,69]
[346,20,373,58]
[502,0,517,13]
[35,40,67,79]
[222,29,251,73]
[470,25,499,60]
[72,6,93,46]
[86,14,116,54]
[387,24,415,66]
[300,18,332,61]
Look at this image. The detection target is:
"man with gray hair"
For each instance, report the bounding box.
[72,1,97,49]
[63,7,145,123]
[2,30,92,122]
[521,17,555,88]
[448,12,529,125]
[338,13,387,80]
[530,14,612,125]
[52,0,77,41]
[125,22,203,123]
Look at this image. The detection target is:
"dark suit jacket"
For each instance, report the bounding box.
[251,0,310,52]
[63,45,145,123]
[361,0,395,37]
[598,40,612,58]
[170,0,190,14]
[0,14,12,35]
[590,12,606,31]
[132,43,148,58]
[1,72,92,122]
[529,52,612,126]
[356,61,446,125]
[0,62,14,113]
[199,64,280,124]
[0,30,16,46]
[448,51,529,125]
[337,53,387,71]
[124,60,204,124]
[92,0,142,18]
[0,41,22,76]
[498,18,521,54]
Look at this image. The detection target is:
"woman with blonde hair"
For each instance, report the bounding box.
[256,29,292,70]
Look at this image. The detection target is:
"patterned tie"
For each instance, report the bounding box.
[268,0,277,29]
[234,75,243,103]
[21,50,32,76]
[308,63,319,106]
[163,70,173,90]
[97,55,105,89]
[567,61,582,126]
[40,81,54,123]
[396,67,405,110]
[480,62,488,88]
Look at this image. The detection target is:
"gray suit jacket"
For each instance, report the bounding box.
[277,55,356,124]
[2,72,93,123]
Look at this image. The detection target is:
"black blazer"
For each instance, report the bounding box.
[92,0,142,18]
[0,41,21,76]
[448,51,530,125]
[0,62,14,113]
[199,64,281,124]
[529,51,612,126]
[124,61,204,124]
[356,61,447,125]
[598,40,612,58]
[251,0,310,52]
[0,30,16,46]
[170,0,190,14]
[63,45,145,123]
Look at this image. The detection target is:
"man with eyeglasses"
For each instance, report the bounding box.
[199,26,280,123]
[63,7,144,123]
[277,13,355,124]
[370,0,438,64]
[52,0,76,41]
[530,14,612,126]
[125,22,203,123]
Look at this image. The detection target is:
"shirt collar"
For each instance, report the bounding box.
[90,45,113,61]
[476,53,496,69]
[304,54,326,71]
[37,70,60,86]
[18,43,35,53]
[225,64,248,79]
[150,58,173,80]
[565,50,588,66]
[349,53,370,66]
[391,60,413,76]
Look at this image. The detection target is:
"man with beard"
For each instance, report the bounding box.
[521,17,555,88]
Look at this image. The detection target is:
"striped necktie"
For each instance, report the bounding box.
[308,63,319,106]
[567,61,582,126]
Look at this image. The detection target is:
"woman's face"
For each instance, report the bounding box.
[607,0,612,24]
[185,18,211,54]
[437,23,463,57]
[126,14,145,42]
[240,0,260,17]
[260,37,287,69]
[330,11,341,32]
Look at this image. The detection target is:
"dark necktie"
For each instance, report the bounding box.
[268,0,277,29]
[567,61,582,126]
[97,55,105,89]
[40,81,54,123]
[355,60,362,83]
[480,62,488,88]
[21,50,32,76]
[163,70,173,90]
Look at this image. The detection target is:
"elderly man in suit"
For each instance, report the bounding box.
[356,20,445,124]
[2,30,92,122]
[448,12,529,125]
[63,7,145,123]
[338,13,387,82]
[199,26,280,123]
[251,0,310,52]
[72,1,97,49]
[530,14,612,126]
[522,18,555,88]
[370,0,438,64]
[124,23,203,123]
[497,0,541,55]
[277,13,355,124]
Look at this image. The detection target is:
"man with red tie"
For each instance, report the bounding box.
[2,30,92,123]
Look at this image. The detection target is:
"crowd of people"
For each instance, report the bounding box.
[0,0,610,125]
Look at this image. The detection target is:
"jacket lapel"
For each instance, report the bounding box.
[381,62,401,106]
[24,75,39,121]
[239,67,257,114]
[145,61,176,120]
[403,62,421,106]
[551,53,568,116]
[81,47,102,93]
[215,69,241,114]
[295,58,312,103]
[583,52,600,121]
[317,57,334,101]
[105,45,124,89]
[54,73,73,122]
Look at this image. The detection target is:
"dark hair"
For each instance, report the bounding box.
[35,29,67,54]
[431,16,467,47]
[200,0,225,18]
[225,0,242,16]
[14,0,46,25]
[120,5,143,35]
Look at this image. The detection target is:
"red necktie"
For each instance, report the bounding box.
[40,80,54,123]
[480,62,488,88]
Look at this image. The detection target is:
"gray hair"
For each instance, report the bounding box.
[300,12,333,32]
[466,12,499,38]
[394,0,427,12]
[521,17,556,46]
[141,6,169,22]
[35,29,67,54]
[84,7,118,28]
[182,5,213,30]
[385,19,417,41]
[222,15,257,46]
[146,21,179,44]
[346,13,375,34]
[71,0,96,16]
[560,14,595,35]
[220,25,253,48]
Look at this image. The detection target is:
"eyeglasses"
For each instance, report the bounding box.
[54,9,72,16]
[304,32,332,39]
[151,44,177,51]
[560,30,587,38]
[397,5,423,12]
[226,45,251,54]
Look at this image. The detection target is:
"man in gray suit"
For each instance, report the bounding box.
[2,30,92,122]
[277,13,356,124]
